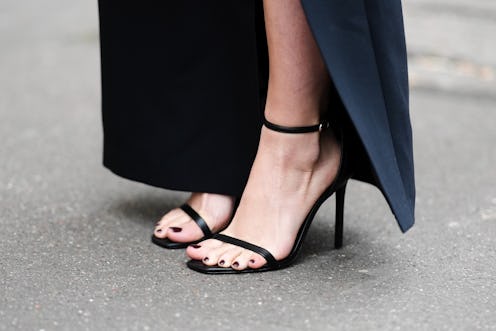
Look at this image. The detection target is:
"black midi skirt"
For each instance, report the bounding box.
[98,0,416,232]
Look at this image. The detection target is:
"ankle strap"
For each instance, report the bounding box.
[263,116,330,134]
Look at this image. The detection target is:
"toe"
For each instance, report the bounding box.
[166,220,204,243]
[154,218,186,239]
[231,250,253,271]
[247,253,267,269]
[154,208,185,238]
[200,244,233,266]
[217,247,244,268]
[153,224,168,238]
[186,238,222,260]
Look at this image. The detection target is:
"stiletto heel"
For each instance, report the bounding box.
[334,183,347,249]
[187,116,352,273]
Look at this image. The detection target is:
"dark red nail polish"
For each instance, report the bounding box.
[169,227,182,233]
[219,260,225,266]
[203,257,209,262]
[190,244,201,249]
[156,229,162,233]
[232,261,239,268]
[249,259,255,264]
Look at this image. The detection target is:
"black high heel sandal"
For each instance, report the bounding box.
[152,199,239,249]
[187,117,352,273]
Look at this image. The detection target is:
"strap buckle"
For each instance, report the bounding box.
[319,120,330,132]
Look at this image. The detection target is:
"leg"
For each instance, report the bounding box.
[186,0,341,270]
[263,0,330,127]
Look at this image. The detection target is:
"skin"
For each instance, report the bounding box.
[154,192,235,243]
[185,0,341,271]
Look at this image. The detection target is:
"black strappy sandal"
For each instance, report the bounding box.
[151,203,213,249]
[187,117,352,274]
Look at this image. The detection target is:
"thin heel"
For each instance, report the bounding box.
[334,184,347,249]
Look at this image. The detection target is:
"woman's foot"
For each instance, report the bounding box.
[154,193,235,244]
[186,124,341,270]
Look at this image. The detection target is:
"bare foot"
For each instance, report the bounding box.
[154,193,235,244]
[186,126,341,270]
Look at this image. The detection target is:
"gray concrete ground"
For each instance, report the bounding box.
[1,1,495,330]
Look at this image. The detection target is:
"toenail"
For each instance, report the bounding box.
[232,261,239,268]
[155,222,160,226]
[219,260,225,266]
[249,259,255,264]
[169,227,182,233]
[190,244,201,249]
[203,257,209,262]
[156,229,162,233]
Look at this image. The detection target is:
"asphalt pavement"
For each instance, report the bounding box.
[1,1,495,330]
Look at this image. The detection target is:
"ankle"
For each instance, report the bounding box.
[259,126,324,170]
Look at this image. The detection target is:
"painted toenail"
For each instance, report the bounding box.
[156,229,162,233]
[190,244,201,249]
[249,259,255,264]
[219,260,225,266]
[203,257,209,262]
[169,227,182,233]
[232,261,239,268]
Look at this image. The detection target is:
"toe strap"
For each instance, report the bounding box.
[213,234,278,267]
[180,204,212,238]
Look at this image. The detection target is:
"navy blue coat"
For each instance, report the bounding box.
[302,0,415,231]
